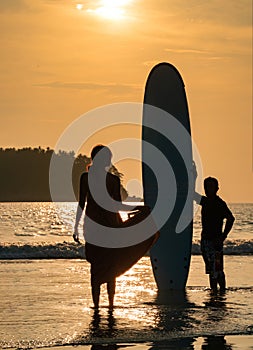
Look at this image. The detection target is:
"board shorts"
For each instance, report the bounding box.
[201,239,224,277]
[85,206,159,285]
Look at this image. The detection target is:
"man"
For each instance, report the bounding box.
[194,175,235,293]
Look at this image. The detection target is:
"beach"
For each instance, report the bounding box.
[0,202,252,349]
[1,0,252,347]
[1,256,252,349]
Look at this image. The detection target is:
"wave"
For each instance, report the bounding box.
[0,242,86,260]
[192,239,253,255]
[0,239,252,260]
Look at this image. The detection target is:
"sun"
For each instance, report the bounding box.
[76,4,83,10]
[86,0,132,21]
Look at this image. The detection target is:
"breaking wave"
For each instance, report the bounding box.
[0,239,252,260]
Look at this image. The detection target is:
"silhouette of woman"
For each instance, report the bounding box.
[74,145,159,309]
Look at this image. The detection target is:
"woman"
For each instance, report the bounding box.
[74,145,159,309]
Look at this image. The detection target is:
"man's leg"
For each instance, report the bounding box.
[201,240,218,292]
[209,273,218,293]
[217,271,226,292]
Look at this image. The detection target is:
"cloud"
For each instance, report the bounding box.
[35,81,141,94]
[193,0,252,27]
[165,48,210,55]
[141,0,251,29]
[0,0,30,12]
[164,48,233,62]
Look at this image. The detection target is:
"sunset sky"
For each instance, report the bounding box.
[0,0,252,202]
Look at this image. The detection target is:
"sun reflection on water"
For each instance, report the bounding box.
[106,259,158,326]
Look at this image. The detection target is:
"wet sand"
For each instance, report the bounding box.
[38,335,253,349]
[1,256,252,349]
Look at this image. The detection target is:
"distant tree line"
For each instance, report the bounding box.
[0,147,128,201]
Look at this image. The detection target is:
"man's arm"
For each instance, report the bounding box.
[192,161,203,205]
[194,191,203,204]
[223,210,235,240]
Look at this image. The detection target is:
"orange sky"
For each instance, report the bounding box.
[0,0,252,202]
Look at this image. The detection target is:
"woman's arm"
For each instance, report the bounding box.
[110,175,138,212]
[73,173,88,242]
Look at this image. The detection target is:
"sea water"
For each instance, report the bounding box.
[0,202,252,349]
[0,202,252,257]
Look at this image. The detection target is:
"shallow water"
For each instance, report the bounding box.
[0,202,252,244]
[0,202,252,349]
[1,256,252,349]
[0,202,252,258]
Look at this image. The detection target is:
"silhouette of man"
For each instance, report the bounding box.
[194,173,235,293]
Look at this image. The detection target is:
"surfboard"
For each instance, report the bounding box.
[142,62,193,290]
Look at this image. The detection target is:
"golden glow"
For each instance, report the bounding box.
[76,4,83,10]
[0,1,251,202]
[86,0,132,20]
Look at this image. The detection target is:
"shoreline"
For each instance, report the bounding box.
[0,239,252,260]
[30,335,253,350]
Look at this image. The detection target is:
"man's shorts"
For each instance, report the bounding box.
[201,239,224,276]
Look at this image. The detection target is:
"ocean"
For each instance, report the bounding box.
[0,202,252,349]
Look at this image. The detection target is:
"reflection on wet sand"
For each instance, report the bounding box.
[86,290,241,350]
[90,344,121,350]
[89,309,117,339]
[149,290,195,349]
[153,290,198,333]
[203,291,228,328]
[201,335,232,349]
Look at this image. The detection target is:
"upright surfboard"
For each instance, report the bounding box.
[142,62,193,290]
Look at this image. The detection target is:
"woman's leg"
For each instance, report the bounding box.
[91,274,100,309]
[107,279,116,308]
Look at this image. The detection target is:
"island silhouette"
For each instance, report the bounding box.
[0,147,128,202]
